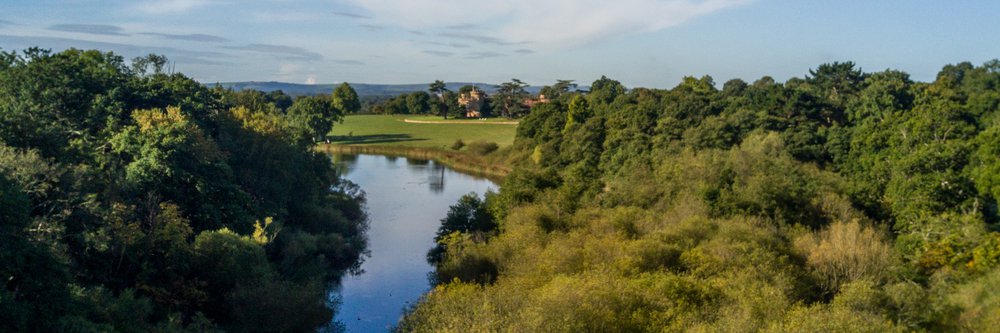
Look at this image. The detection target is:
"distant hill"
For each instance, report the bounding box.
[214,81,545,97]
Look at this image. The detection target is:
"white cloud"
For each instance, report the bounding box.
[135,0,215,14]
[276,62,317,82]
[251,11,325,23]
[344,0,751,48]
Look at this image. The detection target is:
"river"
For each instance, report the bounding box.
[328,154,498,332]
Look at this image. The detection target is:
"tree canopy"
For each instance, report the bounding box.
[332,82,361,114]
[0,48,367,332]
[404,60,1000,333]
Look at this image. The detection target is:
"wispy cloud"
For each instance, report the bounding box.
[0,34,227,65]
[422,41,469,48]
[423,50,453,57]
[346,0,750,48]
[135,0,214,14]
[251,12,324,22]
[514,49,534,54]
[225,44,323,61]
[333,11,373,19]
[444,23,479,30]
[360,24,384,32]
[49,24,129,36]
[0,20,12,27]
[141,32,229,43]
[466,51,504,59]
[438,32,528,46]
[334,59,365,65]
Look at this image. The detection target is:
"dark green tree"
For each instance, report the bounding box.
[131,53,168,75]
[427,193,496,264]
[539,79,577,100]
[406,91,431,114]
[332,82,361,114]
[429,80,449,96]
[442,91,464,118]
[806,61,866,123]
[287,96,342,142]
[429,80,451,119]
[0,48,368,331]
[0,174,73,332]
[495,78,529,118]
[588,75,626,106]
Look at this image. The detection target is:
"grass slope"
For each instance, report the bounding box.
[328,115,517,149]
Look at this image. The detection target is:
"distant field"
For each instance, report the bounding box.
[328,115,517,148]
[402,115,518,124]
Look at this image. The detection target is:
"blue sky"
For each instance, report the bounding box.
[1,0,998,88]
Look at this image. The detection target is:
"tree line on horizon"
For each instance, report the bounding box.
[361,78,581,119]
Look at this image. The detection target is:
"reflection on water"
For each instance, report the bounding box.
[401,158,445,194]
[328,154,497,332]
[405,158,429,166]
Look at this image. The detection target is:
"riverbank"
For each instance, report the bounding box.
[318,144,511,182]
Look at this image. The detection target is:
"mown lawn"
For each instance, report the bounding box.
[328,115,517,148]
[402,115,518,123]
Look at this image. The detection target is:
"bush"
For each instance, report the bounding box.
[432,232,498,285]
[467,141,499,155]
[451,139,465,150]
[795,220,893,293]
[949,267,1000,332]
[767,302,904,333]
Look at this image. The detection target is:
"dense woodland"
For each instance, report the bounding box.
[0,48,367,332]
[404,62,1000,332]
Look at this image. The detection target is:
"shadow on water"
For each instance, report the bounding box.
[330,134,427,145]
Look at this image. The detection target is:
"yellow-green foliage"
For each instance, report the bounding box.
[401,131,923,332]
[768,296,904,332]
[601,133,857,228]
[405,62,1000,332]
[400,272,719,333]
[795,220,895,292]
[466,141,500,156]
[404,195,826,331]
[949,268,1000,332]
[968,233,1000,272]
[251,217,278,245]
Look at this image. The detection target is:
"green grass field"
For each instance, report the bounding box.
[328,115,517,148]
[401,115,518,123]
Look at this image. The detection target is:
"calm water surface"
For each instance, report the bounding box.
[329,154,497,332]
